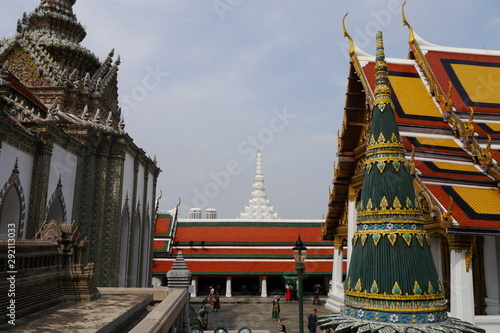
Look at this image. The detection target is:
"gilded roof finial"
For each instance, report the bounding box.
[402,1,415,44]
[374,32,392,108]
[342,13,355,57]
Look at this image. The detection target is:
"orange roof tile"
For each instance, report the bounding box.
[153,258,339,275]
[426,184,500,229]
[425,51,500,113]
[415,161,490,182]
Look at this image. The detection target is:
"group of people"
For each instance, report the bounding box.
[272,295,322,333]
[284,282,322,305]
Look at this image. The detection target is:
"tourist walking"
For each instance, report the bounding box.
[213,292,220,312]
[272,295,281,322]
[208,286,215,309]
[312,283,322,305]
[285,282,292,301]
[307,309,317,333]
[279,324,287,333]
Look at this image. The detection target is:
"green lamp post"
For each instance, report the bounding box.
[293,235,307,333]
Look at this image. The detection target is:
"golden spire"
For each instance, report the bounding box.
[374,32,392,108]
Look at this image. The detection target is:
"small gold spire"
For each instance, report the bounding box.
[402,1,415,44]
[374,32,392,107]
[342,13,355,57]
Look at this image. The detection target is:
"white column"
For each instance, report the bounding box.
[450,249,475,323]
[261,276,268,297]
[190,277,197,297]
[325,243,344,312]
[346,198,357,271]
[225,276,232,297]
[484,236,500,315]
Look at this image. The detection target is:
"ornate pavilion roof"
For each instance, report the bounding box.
[153,212,334,276]
[319,31,484,333]
[324,8,500,241]
[0,0,124,132]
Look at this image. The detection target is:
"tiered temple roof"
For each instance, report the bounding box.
[153,213,334,276]
[324,9,500,242]
[0,0,123,132]
[319,30,485,333]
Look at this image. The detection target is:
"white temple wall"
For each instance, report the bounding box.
[0,142,33,238]
[147,174,155,219]
[49,144,77,222]
[122,152,135,206]
[137,163,145,208]
[0,142,33,198]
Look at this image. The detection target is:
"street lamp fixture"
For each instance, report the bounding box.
[293,235,307,333]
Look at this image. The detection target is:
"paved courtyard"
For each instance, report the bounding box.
[192,297,333,333]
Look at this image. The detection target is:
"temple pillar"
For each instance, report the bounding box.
[483,236,500,314]
[346,186,357,270]
[27,133,54,238]
[261,276,268,297]
[225,276,232,297]
[450,248,475,323]
[191,277,198,297]
[326,238,344,312]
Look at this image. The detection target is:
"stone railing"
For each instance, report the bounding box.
[130,288,188,333]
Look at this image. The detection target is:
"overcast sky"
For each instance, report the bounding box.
[1,0,499,219]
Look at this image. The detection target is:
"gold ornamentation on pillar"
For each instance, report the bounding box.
[465,236,477,273]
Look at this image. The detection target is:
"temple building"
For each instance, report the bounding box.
[0,0,160,287]
[153,152,336,297]
[324,7,500,332]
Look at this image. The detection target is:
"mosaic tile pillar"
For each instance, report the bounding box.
[27,134,53,238]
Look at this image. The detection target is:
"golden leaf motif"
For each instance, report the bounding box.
[371,280,379,294]
[403,233,412,246]
[355,278,363,292]
[392,282,402,295]
[377,132,386,144]
[391,133,399,143]
[361,234,368,247]
[377,161,386,173]
[406,197,413,209]
[366,199,373,210]
[387,233,397,246]
[393,197,402,209]
[380,196,388,209]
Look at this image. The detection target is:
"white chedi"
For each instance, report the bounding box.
[239,151,278,219]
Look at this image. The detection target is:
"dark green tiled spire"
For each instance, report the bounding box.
[344,30,447,326]
[318,32,485,333]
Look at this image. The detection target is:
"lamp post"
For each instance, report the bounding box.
[293,235,307,333]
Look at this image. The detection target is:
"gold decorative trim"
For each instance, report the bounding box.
[353,231,428,248]
[401,2,415,44]
[465,236,477,273]
[345,289,445,302]
[468,135,492,165]
[342,13,375,107]
[439,196,454,229]
[403,5,451,114]
[448,109,475,138]
[343,302,447,313]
